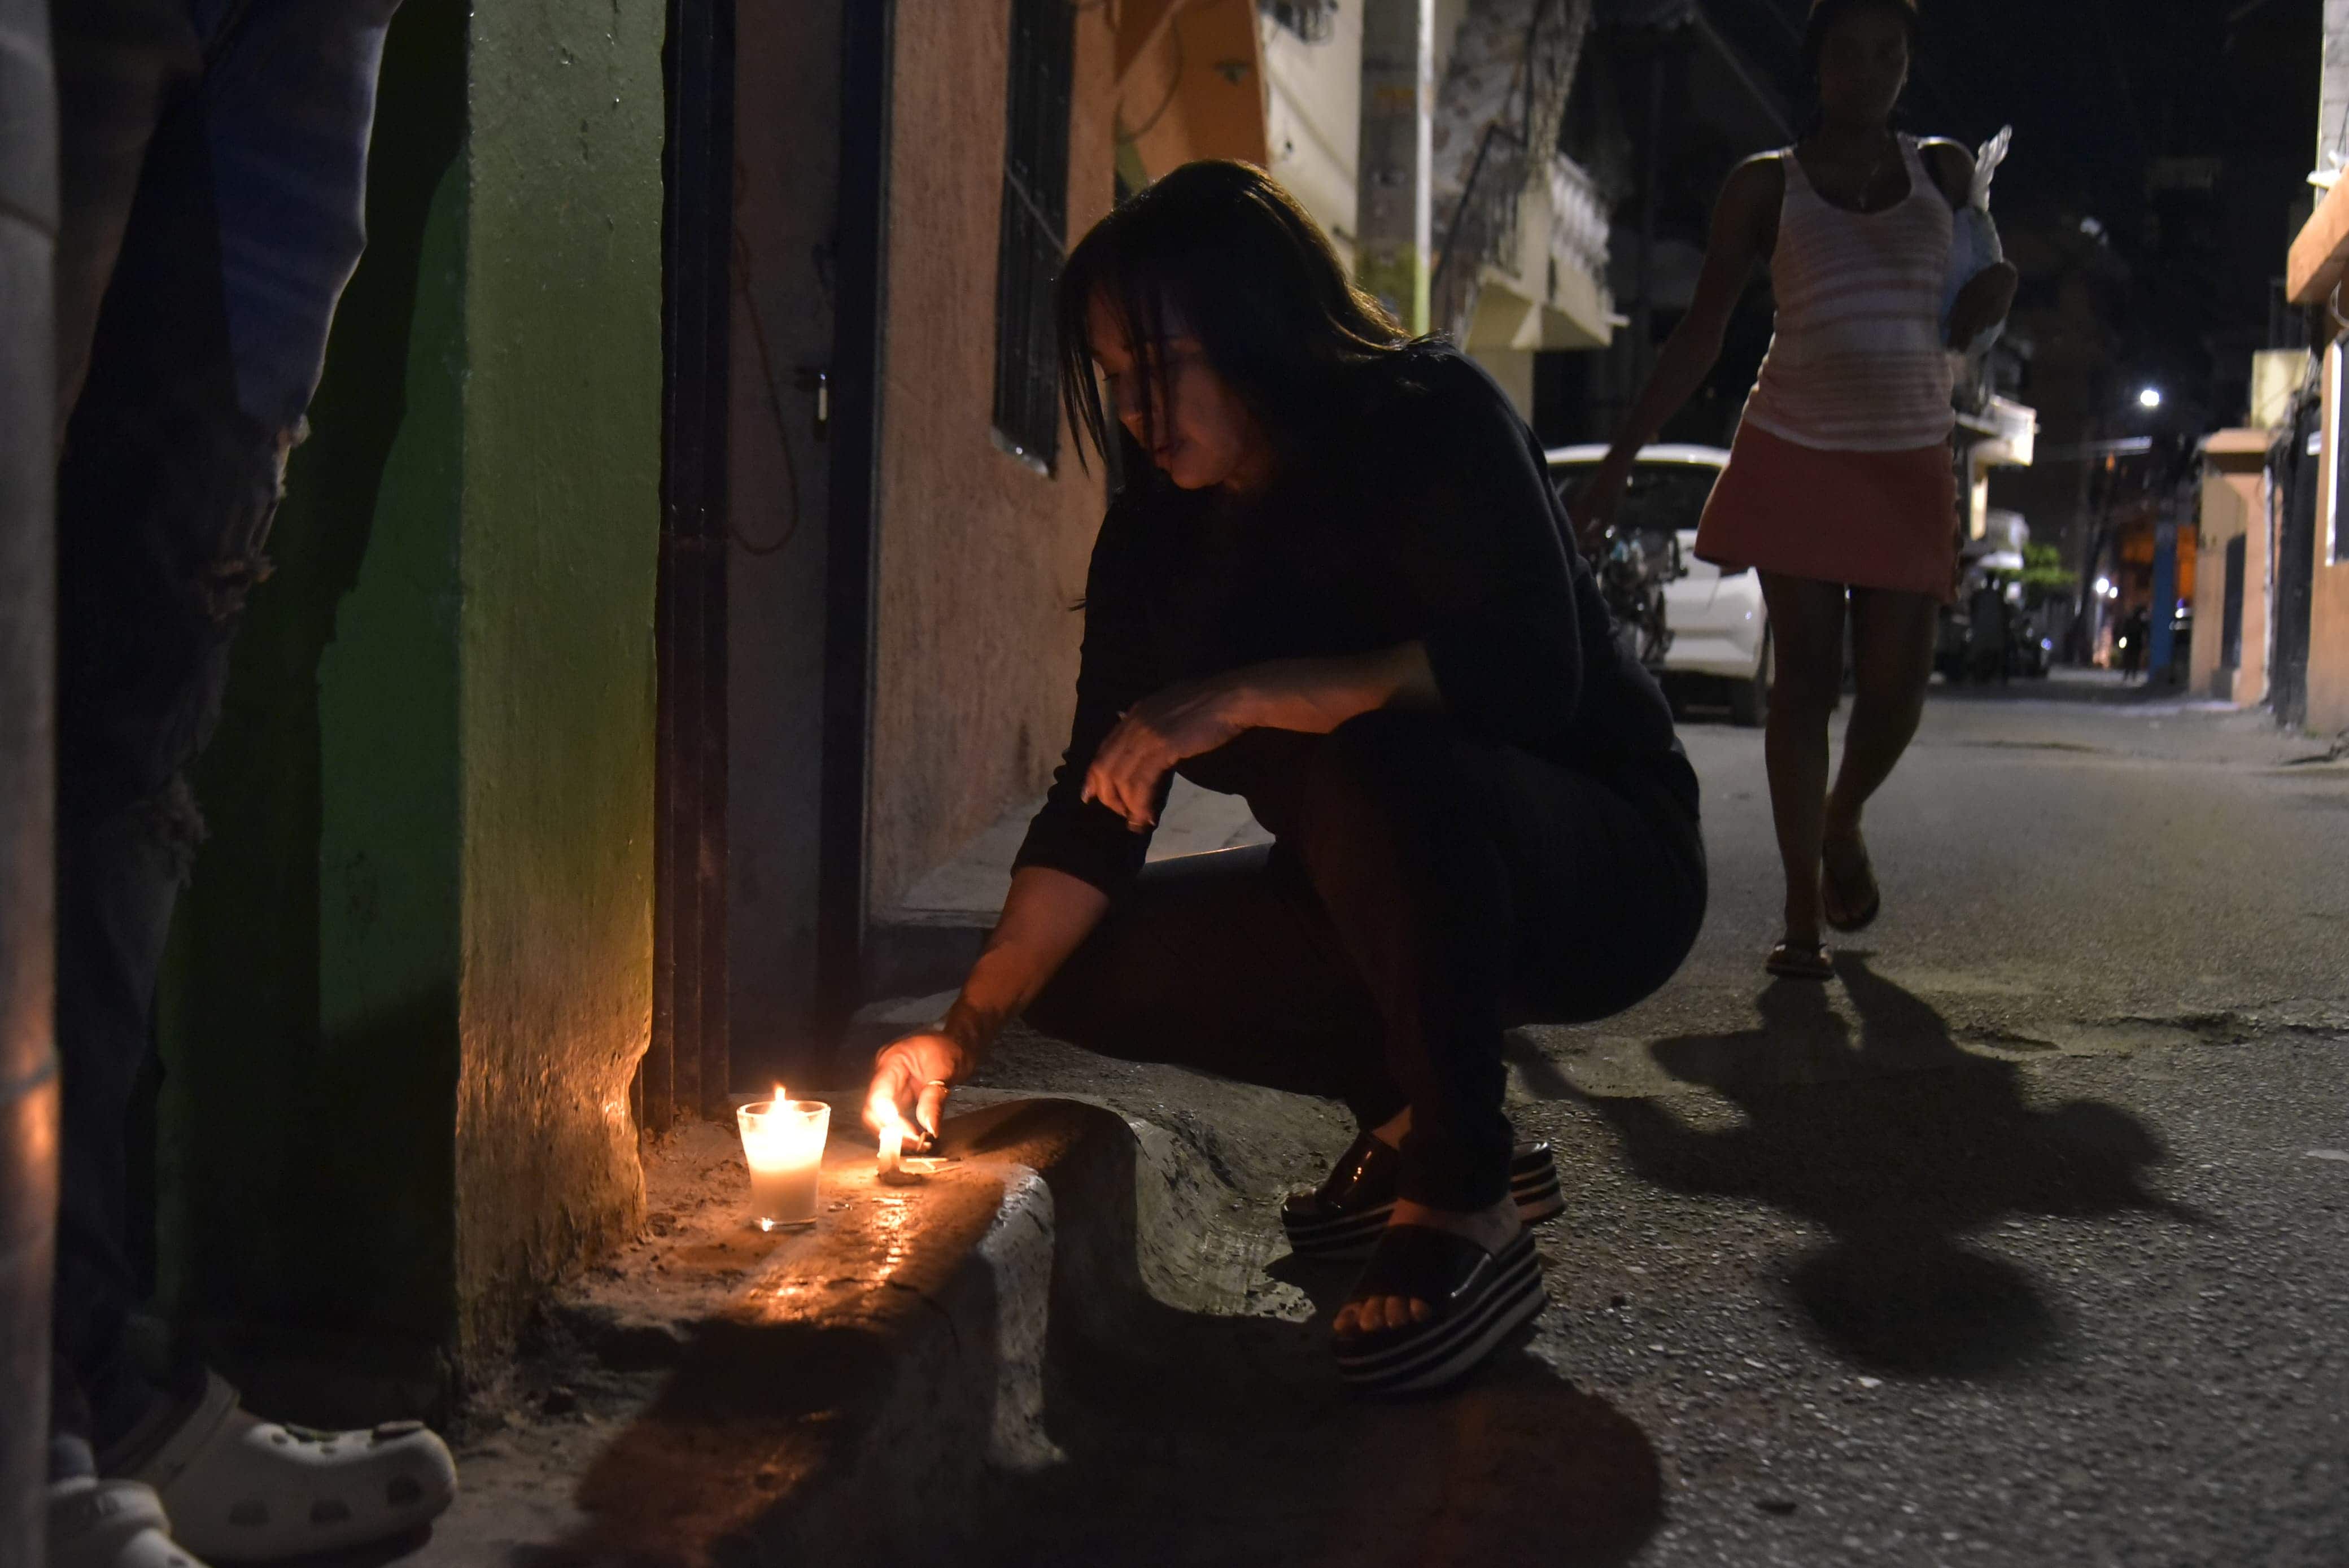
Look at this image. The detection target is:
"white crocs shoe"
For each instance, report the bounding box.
[46,1477,207,1568]
[124,1373,457,1561]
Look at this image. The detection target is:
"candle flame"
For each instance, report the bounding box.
[879,1124,903,1171]
[774,1083,786,1107]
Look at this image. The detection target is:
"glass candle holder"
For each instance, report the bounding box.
[736,1096,831,1230]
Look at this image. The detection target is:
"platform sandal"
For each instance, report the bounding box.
[1333,1225,1549,1395]
[1281,1132,1565,1261]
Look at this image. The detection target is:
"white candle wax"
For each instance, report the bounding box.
[737,1091,830,1230]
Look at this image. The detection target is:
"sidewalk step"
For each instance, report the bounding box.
[532,1094,1300,1563]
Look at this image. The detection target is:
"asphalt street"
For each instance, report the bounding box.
[392,672,2346,1568]
[970,672,2349,1567]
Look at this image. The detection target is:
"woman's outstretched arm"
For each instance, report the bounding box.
[866,865,1110,1145]
[1570,154,1783,541]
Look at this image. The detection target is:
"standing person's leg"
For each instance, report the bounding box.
[1820,587,1940,929]
[1757,573,1850,964]
[50,0,199,434]
[49,4,453,1563]
[45,0,205,1485]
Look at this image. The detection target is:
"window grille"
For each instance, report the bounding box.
[1263,0,1338,43]
[993,0,1075,469]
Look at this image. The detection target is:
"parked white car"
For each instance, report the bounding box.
[1547,443,1772,726]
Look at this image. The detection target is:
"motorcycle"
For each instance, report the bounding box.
[1590,524,1678,670]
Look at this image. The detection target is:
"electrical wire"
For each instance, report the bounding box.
[1117,12,1185,143]
[728,217,804,558]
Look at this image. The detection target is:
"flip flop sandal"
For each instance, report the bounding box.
[1334,1225,1549,1396]
[1281,1132,1566,1261]
[1766,940,1835,981]
[46,1477,207,1568]
[123,1372,457,1562]
[1821,832,1881,933]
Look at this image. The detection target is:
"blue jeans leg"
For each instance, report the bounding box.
[49,0,396,1460]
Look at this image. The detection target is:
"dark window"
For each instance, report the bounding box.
[2221,533,2246,669]
[2337,348,2349,564]
[993,0,1074,469]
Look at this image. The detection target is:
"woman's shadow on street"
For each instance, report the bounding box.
[1547,953,2204,1378]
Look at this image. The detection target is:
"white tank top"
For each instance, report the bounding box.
[1741,134,1955,453]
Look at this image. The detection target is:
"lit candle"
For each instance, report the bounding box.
[878,1124,903,1176]
[736,1087,831,1231]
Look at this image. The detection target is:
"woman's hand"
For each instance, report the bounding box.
[866,870,1111,1152]
[1084,675,1250,831]
[864,1028,969,1150]
[1566,457,1630,554]
[1948,261,2019,350]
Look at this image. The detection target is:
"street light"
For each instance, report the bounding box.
[2094,575,2112,598]
[2138,387,2164,410]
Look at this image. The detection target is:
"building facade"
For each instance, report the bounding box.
[2272,0,2349,733]
[727,0,1628,1076]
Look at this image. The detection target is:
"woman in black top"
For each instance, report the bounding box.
[864,162,1706,1394]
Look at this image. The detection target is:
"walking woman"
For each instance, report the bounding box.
[863,161,1706,1394]
[1573,0,2016,980]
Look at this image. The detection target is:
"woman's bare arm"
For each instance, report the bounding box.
[1575,155,1782,530]
[1919,138,1975,207]
[866,865,1110,1142]
[942,866,1110,1048]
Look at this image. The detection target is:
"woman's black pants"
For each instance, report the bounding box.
[1025,710,1708,1211]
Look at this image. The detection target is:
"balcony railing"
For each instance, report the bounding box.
[1548,152,1610,292]
[1260,0,1338,44]
[1430,0,1590,339]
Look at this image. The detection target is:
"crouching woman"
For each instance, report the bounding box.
[864,161,1706,1394]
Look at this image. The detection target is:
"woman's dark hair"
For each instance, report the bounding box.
[1054,159,1409,477]
[1801,0,1920,80]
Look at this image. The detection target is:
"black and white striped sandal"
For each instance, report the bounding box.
[1281,1132,1565,1261]
[1333,1225,1549,1395]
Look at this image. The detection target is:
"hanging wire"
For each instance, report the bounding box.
[728,213,804,558]
[1118,12,1186,142]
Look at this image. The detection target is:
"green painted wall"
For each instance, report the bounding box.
[451,0,664,1366]
[157,0,661,1397]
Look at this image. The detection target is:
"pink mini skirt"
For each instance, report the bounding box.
[1695,422,1960,602]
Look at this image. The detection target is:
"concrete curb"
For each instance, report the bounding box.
[540,1095,1289,1565]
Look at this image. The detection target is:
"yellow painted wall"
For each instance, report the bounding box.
[1117,0,1270,181]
